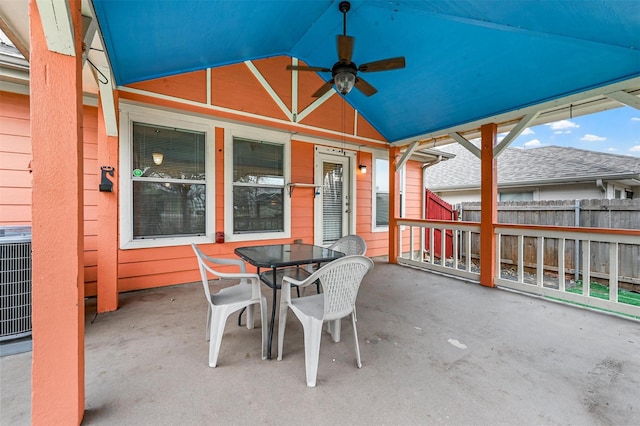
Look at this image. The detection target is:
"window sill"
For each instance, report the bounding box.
[120,234,215,250]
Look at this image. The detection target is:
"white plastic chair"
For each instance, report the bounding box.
[328,234,367,257]
[277,255,374,387]
[191,244,267,367]
[309,235,368,333]
[304,234,367,294]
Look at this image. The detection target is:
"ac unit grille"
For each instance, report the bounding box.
[0,230,32,341]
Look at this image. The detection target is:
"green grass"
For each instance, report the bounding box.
[547,281,640,320]
[567,281,640,307]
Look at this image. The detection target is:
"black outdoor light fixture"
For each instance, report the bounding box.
[99,166,114,192]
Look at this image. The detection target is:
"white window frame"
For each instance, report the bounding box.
[223,125,291,243]
[372,155,405,233]
[498,191,535,202]
[119,104,215,249]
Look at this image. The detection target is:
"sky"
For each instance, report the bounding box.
[507,106,640,157]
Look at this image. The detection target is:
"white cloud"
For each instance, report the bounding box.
[631,117,640,121]
[630,145,640,152]
[554,130,571,135]
[607,147,617,152]
[521,128,535,136]
[580,134,606,142]
[547,120,579,130]
[523,139,542,148]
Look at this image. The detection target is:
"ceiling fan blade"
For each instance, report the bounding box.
[337,35,354,64]
[359,57,406,72]
[312,80,334,97]
[287,65,331,72]
[354,77,377,97]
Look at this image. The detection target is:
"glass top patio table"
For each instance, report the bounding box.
[234,243,345,359]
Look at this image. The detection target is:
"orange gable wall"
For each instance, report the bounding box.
[211,62,290,121]
[128,70,208,104]
[1,56,424,294]
[253,56,293,111]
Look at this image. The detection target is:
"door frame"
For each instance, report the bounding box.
[313,146,357,246]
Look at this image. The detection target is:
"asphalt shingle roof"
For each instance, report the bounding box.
[424,144,640,190]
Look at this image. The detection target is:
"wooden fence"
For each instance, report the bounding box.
[458,199,640,286]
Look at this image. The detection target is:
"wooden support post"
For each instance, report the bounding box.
[388,145,400,263]
[97,91,119,313]
[30,0,85,423]
[479,123,498,287]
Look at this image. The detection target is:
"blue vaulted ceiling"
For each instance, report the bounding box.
[91,0,640,143]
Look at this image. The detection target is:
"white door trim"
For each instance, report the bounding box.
[313,146,357,246]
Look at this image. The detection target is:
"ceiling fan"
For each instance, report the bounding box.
[287,1,406,97]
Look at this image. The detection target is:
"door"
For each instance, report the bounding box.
[315,149,353,246]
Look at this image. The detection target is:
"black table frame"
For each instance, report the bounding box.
[234,243,344,359]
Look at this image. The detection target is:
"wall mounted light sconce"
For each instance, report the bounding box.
[99,166,114,192]
[358,145,366,173]
[152,152,164,165]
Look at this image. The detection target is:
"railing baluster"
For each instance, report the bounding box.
[420,225,425,261]
[429,227,434,264]
[465,231,472,272]
[537,236,544,287]
[409,225,415,261]
[518,235,524,283]
[582,240,590,296]
[558,238,565,292]
[610,242,618,303]
[453,229,459,270]
[496,233,501,281]
[440,227,446,267]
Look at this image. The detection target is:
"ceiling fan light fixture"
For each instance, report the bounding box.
[286,0,405,98]
[334,68,356,94]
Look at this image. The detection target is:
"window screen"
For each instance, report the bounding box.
[132,123,206,239]
[232,138,284,233]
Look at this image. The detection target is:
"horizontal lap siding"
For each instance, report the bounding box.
[401,161,424,254]
[0,92,32,225]
[2,56,395,295]
[83,107,99,294]
[0,92,102,295]
[290,140,315,242]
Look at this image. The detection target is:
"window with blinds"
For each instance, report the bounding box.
[232,138,284,234]
[375,158,389,227]
[322,162,344,244]
[131,122,206,239]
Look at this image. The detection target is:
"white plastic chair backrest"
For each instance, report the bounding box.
[191,244,248,302]
[313,255,373,321]
[328,235,367,256]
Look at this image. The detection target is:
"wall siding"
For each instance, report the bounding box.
[0,55,417,295]
[0,91,32,225]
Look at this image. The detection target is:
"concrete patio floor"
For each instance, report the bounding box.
[2,258,639,425]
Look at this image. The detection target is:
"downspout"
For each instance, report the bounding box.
[596,178,606,194]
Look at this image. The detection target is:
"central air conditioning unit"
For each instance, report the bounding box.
[0,226,32,342]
